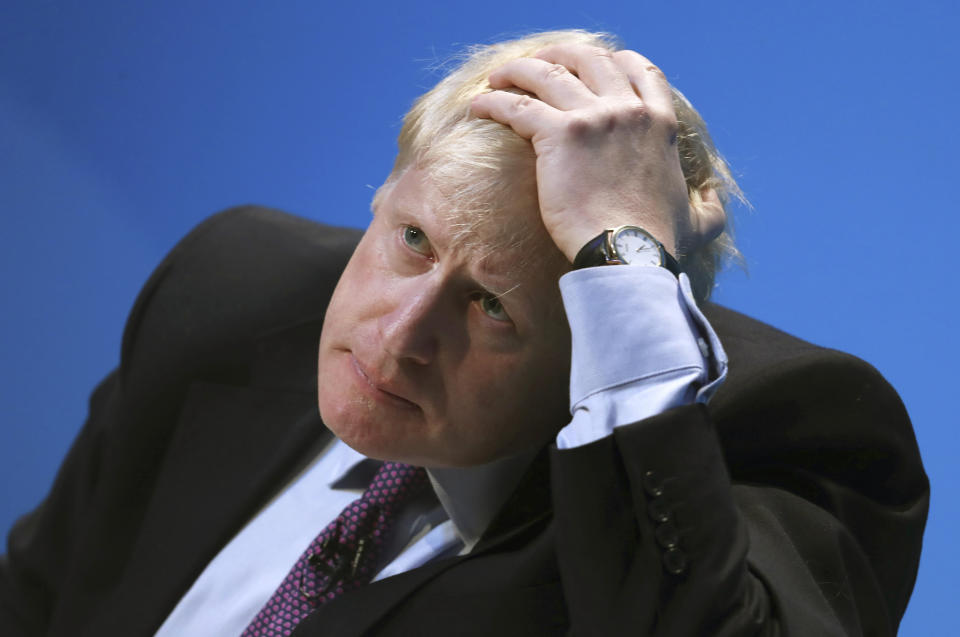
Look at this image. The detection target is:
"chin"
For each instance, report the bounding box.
[320,405,477,467]
[317,393,417,463]
[318,392,375,449]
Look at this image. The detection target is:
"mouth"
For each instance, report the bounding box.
[349,354,420,411]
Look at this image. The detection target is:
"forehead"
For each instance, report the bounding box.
[387,168,550,264]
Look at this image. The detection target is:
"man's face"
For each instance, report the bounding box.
[317,168,571,467]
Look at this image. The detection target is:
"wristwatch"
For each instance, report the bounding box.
[572,225,681,275]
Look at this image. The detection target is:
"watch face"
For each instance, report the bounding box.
[612,227,662,266]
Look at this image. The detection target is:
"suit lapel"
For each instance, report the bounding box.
[292,448,555,636]
[296,553,464,636]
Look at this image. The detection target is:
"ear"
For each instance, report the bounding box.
[690,186,726,248]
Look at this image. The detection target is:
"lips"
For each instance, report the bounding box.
[349,354,420,410]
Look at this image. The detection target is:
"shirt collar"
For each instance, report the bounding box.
[323,438,538,552]
[425,448,540,552]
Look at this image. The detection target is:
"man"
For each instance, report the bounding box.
[0,30,927,636]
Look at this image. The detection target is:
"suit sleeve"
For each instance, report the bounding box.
[550,330,928,636]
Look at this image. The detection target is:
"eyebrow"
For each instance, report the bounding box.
[471,252,525,300]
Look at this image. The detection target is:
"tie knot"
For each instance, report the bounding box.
[363,462,429,513]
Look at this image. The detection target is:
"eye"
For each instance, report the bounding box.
[479,293,511,322]
[401,225,432,256]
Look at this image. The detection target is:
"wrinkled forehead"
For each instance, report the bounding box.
[431,170,571,322]
[413,163,559,275]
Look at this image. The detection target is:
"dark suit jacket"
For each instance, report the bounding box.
[0,207,928,636]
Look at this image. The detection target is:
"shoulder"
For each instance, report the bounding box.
[117,206,363,398]
[702,303,903,412]
[701,302,917,455]
[701,303,908,421]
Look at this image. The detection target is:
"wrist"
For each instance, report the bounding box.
[553,219,677,264]
[570,225,680,275]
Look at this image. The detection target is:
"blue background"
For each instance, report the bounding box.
[1,1,954,632]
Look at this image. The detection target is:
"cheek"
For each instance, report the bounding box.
[320,243,387,339]
[317,263,370,408]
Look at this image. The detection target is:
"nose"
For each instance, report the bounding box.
[377,284,443,365]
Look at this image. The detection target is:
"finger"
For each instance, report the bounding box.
[533,44,634,98]
[611,50,675,118]
[488,57,596,111]
[470,90,563,140]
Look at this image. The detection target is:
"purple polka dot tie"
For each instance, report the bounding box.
[240,461,429,637]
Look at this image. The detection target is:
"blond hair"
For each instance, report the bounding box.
[376,29,743,302]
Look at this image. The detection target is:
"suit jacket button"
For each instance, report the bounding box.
[642,470,664,497]
[655,521,680,549]
[662,548,687,576]
[647,499,671,524]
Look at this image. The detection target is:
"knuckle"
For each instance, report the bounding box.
[601,108,623,131]
[512,93,535,114]
[565,113,594,136]
[543,63,569,81]
[564,108,620,136]
[623,102,653,126]
[631,99,678,137]
[659,112,680,141]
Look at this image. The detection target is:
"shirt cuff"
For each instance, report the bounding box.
[555,266,727,449]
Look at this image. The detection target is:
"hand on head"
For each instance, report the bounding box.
[470,44,726,262]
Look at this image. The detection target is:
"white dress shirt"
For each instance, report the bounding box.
[155,267,727,637]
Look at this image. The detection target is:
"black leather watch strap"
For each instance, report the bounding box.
[572,229,682,276]
[572,232,613,269]
[660,249,682,276]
